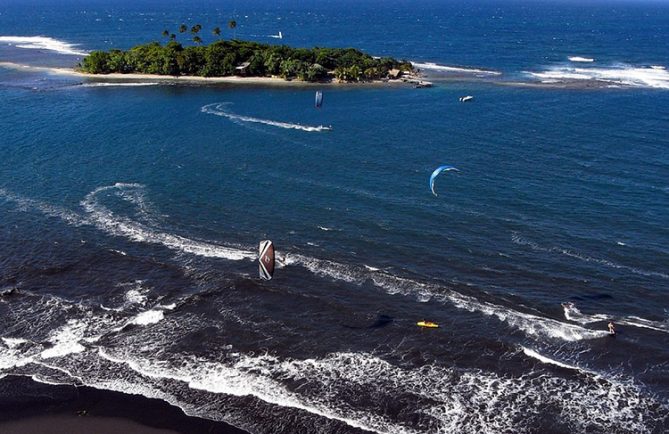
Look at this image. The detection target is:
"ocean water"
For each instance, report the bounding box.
[1,0,668,433]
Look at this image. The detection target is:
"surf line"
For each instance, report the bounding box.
[201,103,332,132]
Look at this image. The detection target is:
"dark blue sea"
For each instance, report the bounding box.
[1,0,668,433]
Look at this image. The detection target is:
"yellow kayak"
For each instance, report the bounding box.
[417,321,439,328]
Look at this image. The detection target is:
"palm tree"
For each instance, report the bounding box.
[193,35,202,45]
[191,24,202,35]
[179,24,187,34]
[162,29,169,39]
[228,20,237,39]
[213,27,221,38]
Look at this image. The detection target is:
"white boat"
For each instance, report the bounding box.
[459,95,474,102]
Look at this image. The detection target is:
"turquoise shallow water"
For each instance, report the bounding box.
[0,1,668,433]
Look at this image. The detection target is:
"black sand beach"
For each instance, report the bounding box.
[0,375,248,434]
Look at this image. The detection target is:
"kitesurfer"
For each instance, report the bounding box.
[608,321,616,336]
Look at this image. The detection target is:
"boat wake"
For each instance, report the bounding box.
[202,103,332,132]
[0,36,88,56]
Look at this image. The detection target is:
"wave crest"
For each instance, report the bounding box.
[0,36,88,56]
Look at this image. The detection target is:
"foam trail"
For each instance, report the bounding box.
[411,61,502,75]
[202,103,332,132]
[568,56,595,63]
[0,187,88,226]
[616,316,669,333]
[562,303,669,334]
[521,346,589,372]
[562,303,609,324]
[526,64,669,89]
[512,233,669,279]
[0,36,88,56]
[81,183,255,261]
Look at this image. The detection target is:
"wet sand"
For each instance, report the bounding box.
[0,375,248,434]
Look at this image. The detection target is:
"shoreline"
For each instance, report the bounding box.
[0,61,410,87]
[0,375,249,434]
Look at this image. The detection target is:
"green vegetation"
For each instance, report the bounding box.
[79,37,413,82]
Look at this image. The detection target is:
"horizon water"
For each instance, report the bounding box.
[1,1,668,433]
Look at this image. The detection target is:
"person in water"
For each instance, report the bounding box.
[608,321,616,336]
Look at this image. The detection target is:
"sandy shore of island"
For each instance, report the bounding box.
[0,61,412,87]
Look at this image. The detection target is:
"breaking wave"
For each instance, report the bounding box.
[201,103,332,132]
[568,56,595,63]
[2,314,664,434]
[0,36,88,56]
[80,82,160,87]
[526,64,669,89]
[0,185,624,343]
[284,253,606,342]
[81,183,255,261]
[411,61,502,76]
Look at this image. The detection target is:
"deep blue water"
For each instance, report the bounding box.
[1,1,668,433]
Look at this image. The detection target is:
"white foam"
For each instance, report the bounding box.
[411,61,502,76]
[286,253,604,342]
[121,281,148,305]
[512,232,669,279]
[201,103,333,132]
[96,349,662,434]
[562,303,669,334]
[81,82,160,87]
[526,64,669,89]
[318,226,334,231]
[40,319,86,359]
[562,303,609,325]
[568,56,595,63]
[521,346,586,372]
[81,183,255,261]
[1,337,28,348]
[130,310,164,325]
[617,316,669,333]
[0,187,88,226]
[0,36,88,56]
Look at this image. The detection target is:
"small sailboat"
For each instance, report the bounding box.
[270,31,283,39]
[459,95,474,102]
[315,90,323,109]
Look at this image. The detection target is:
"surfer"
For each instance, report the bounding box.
[608,321,616,336]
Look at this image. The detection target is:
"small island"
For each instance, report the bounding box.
[80,36,415,83]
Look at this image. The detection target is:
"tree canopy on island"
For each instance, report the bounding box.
[80,39,414,82]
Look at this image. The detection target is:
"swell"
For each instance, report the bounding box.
[2,184,608,344]
[512,232,669,279]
